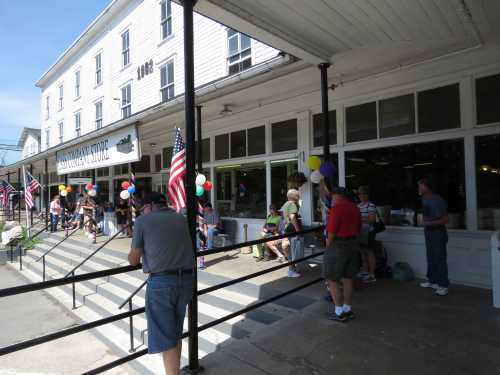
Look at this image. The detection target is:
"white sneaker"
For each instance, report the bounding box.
[420,281,438,289]
[435,287,449,296]
[287,270,301,278]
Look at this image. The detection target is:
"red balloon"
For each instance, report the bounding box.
[86,183,93,190]
[203,181,213,191]
[121,181,130,190]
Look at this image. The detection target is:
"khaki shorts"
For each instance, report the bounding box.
[323,238,360,282]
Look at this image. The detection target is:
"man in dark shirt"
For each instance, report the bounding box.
[324,187,362,322]
[418,178,449,296]
[128,192,195,375]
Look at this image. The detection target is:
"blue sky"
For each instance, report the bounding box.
[0,1,109,164]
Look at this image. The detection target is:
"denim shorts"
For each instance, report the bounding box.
[146,274,194,354]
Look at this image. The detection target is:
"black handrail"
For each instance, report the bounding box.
[118,279,147,309]
[35,227,79,263]
[64,225,128,278]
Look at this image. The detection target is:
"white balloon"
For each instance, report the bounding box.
[88,189,97,197]
[120,190,130,200]
[60,190,68,197]
[310,170,322,184]
[195,174,206,186]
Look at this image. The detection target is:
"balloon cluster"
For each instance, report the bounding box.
[119,181,135,200]
[307,156,337,184]
[195,173,213,197]
[58,184,71,197]
[84,183,98,197]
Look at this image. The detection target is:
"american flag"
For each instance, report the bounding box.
[24,171,41,209]
[168,128,186,212]
[0,180,15,207]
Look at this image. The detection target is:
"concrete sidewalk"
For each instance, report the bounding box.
[198,280,500,375]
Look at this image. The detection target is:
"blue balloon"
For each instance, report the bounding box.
[127,185,136,194]
[93,185,98,192]
[319,161,337,177]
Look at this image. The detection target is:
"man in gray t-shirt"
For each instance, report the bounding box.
[418,178,449,296]
[128,192,195,374]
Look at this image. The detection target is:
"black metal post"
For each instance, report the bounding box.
[319,62,335,188]
[17,168,21,224]
[45,159,49,230]
[72,271,76,309]
[7,171,11,220]
[19,245,23,271]
[128,299,135,352]
[196,105,203,172]
[42,256,46,281]
[181,0,200,372]
[9,245,13,262]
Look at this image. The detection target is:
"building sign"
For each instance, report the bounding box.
[68,177,92,185]
[56,125,139,175]
[137,59,153,80]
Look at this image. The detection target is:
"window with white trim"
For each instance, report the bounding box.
[58,84,64,110]
[121,30,130,67]
[95,53,102,85]
[160,0,172,40]
[58,121,64,144]
[227,29,252,75]
[160,61,174,102]
[45,129,50,149]
[95,101,103,129]
[75,70,81,98]
[75,112,81,137]
[121,84,131,119]
[45,96,50,119]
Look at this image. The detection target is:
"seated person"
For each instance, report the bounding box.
[253,204,285,262]
[202,202,221,250]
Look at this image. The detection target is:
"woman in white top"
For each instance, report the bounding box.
[49,195,62,232]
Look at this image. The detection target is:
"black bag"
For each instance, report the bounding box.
[284,203,302,234]
[372,211,386,234]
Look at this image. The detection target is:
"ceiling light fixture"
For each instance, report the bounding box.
[219,104,233,116]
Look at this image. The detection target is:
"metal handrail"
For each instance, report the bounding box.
[35,228,79,263]
[118,279,147,309]
[64,225,128,278]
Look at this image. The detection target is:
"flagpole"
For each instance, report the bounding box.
[22,165,31,238]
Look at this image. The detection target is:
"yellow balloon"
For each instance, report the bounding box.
[58,184,66,191]
[307,156,321,170]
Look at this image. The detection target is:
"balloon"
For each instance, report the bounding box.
[120,190,130,200]
[319,161,336,177]
[307,156,321,170]
[86,183,93,190]
[66,186,72,193]
[195,174,206,186]
[121,181,130,190]
[310,170,322,184]
[127,185,136,194]
[196,185,204,197]
[93,185,98,191]
[58,184,66,191]
[203,181,213,191]
[88,189,97,197]
[60,190,68,197]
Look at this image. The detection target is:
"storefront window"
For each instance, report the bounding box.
[230,130,246,158]
[96,181,110,203]
[271,159,298,207]
[312,110,336,147]
[195,138,211,164]
[379,94,415,138]
[248,126,265,156]
[475,134,500,230]
[345,139,465,228]
[418,83,460,133]
[113,163,129,176]
[215,162,266,218]
[131,155,150,173]
[215,134,229,160]
[272,119,297,152]
[312,154,339,223]
[154,154,161,172]
[96,167,109,177]
[162,146,173,168]
[345,102,377,142]
[476,73,500,125]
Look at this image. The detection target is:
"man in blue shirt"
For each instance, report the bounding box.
[418,178,450,296]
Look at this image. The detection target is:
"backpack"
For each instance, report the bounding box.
[392,262,415,282]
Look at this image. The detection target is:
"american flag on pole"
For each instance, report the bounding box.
[0,180,15,207]
[168,128,186,212]
[24,171,41,209]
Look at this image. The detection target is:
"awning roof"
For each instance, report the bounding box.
[191,0,500,79]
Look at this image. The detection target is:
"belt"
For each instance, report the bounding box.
[150,269,193,277]
[336,236,357,241]
[424,225,446,231]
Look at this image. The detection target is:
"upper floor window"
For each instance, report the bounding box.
[58,121,64,143]
[75,70,81,98]
[476,73,500,125]
[45,129,50,149]
[95,101,103,129]
[227,29,251,75]
[121,84,131,119]
[95,53,102,85]
[45,96,50,119]
[75,112,81,137]
[58,84,64,110]
[160,0,172,40]
[160,61,174,102]
[121,30,130,67]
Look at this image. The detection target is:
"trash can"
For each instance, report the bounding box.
[491,231,500,308]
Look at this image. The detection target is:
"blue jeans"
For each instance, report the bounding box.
[146,274,193,354]
[50,214,59,232]
[424,228,449,288]
[206,227,219,249]
[290,236,304,270]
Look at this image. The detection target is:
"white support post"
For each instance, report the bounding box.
[22,166,30,237]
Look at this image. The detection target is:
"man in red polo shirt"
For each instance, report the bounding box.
[324,187,362,322]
